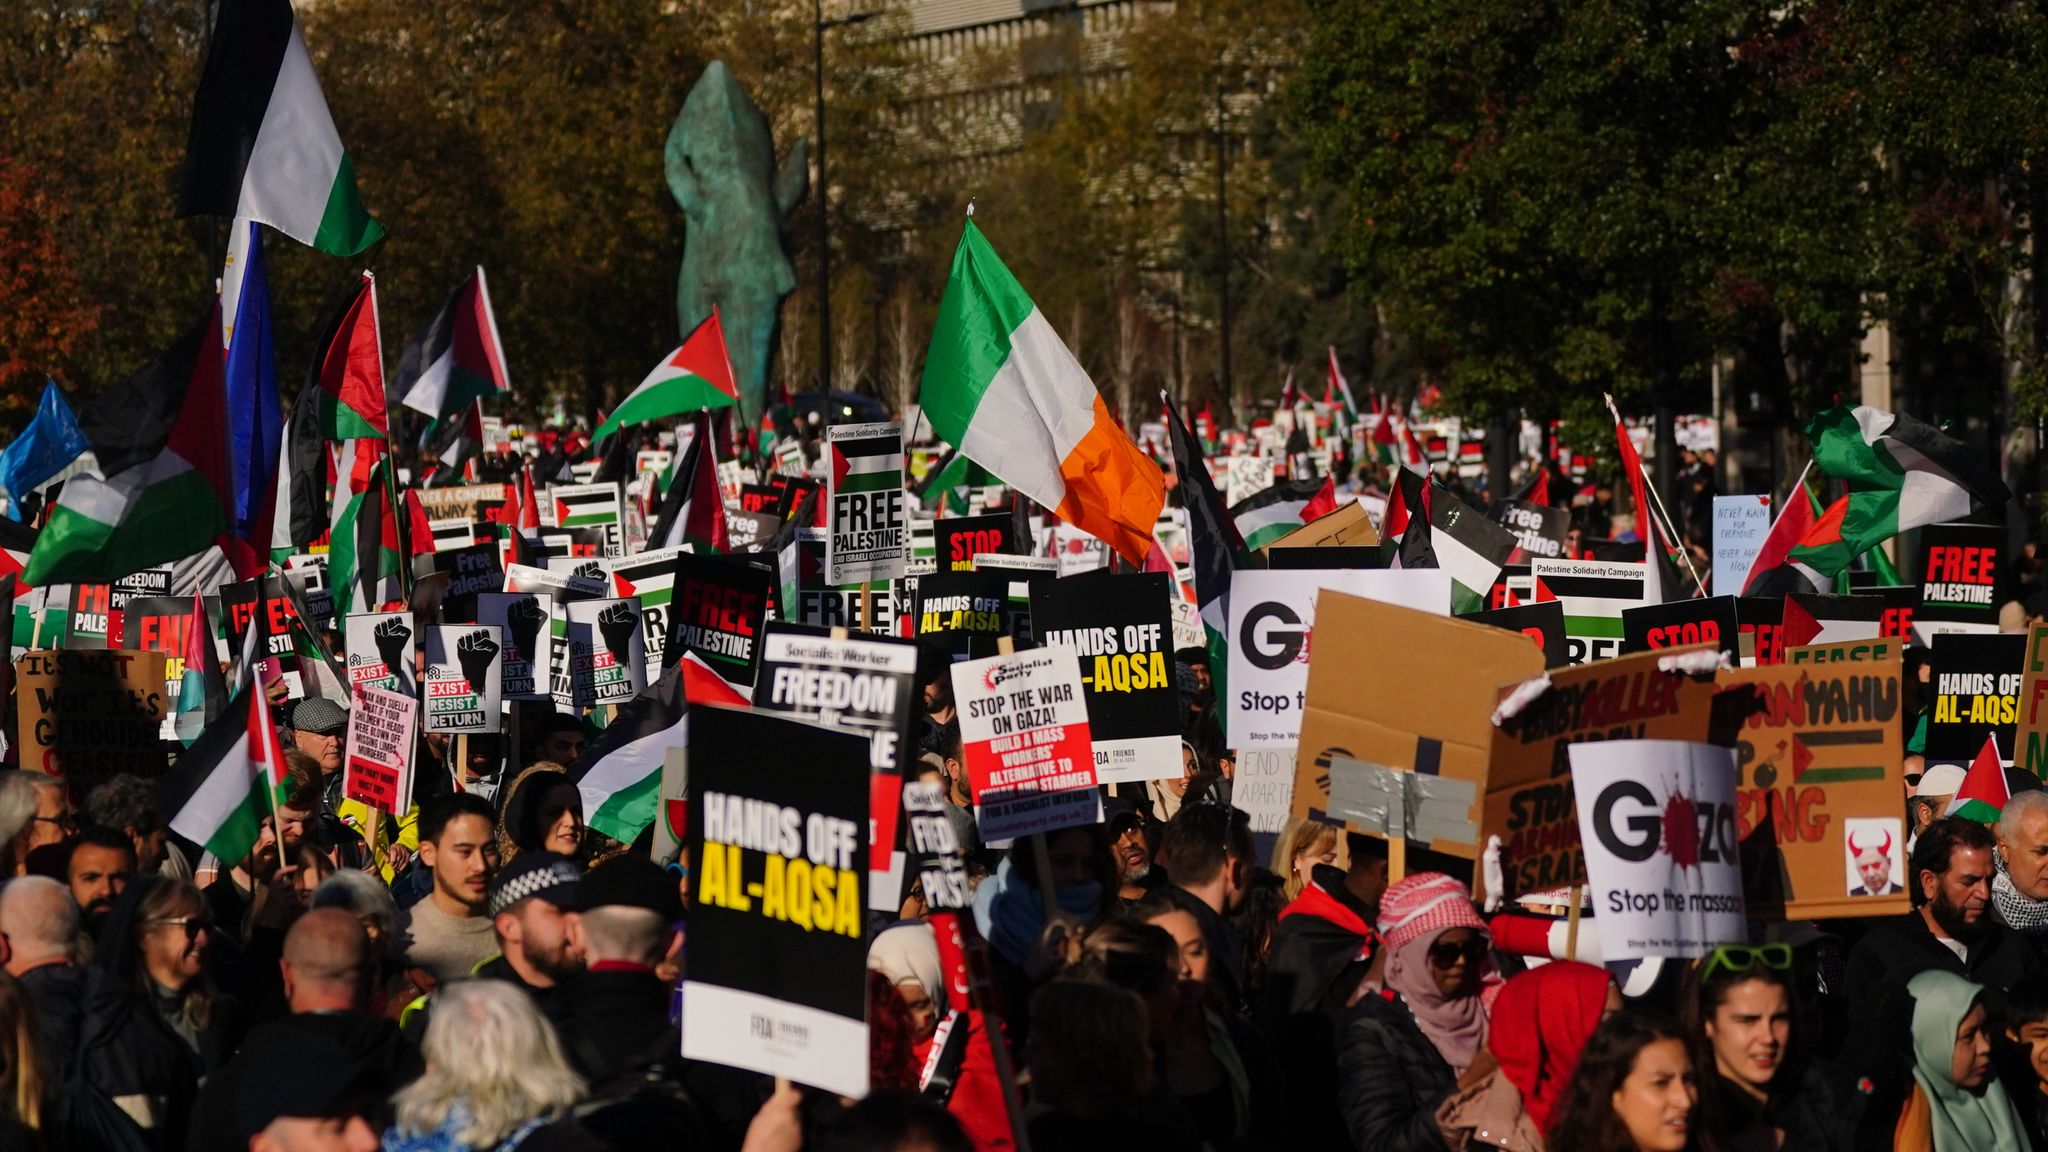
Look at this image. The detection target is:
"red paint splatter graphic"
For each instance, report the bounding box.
[1661,787,1702,872]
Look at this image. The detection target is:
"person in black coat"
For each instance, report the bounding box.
[1334,989,1458,1152]
[1845,819,2040,1015]
[81,874,241,1151]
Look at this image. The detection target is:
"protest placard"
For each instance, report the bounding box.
[1491,499,1570,563]
[605,545,685,675]
[1227,568,1453,749]
[429,518,474,552]
[914,571,1011,659]
[1292,593,1544,852]
[1531,558,1649,664]
[566,598,647,707]
[476,592,552,703]
[975,553,1053,645]
[1483,647,1720,895]
[755,622,919,911]
[1051,523,1111,576]
[1570,740,1746,960]
[1782,593,1883,648]
[422,624,504,733]
[902,780,971,910]
[65,583,111,648]
[951,645,1100,841]
[1717,657,1907,919]
[413,483,507,523]
[1623,597,1741,662]
[343,685,417,814]
[1032,572,1181,785]
[669,553,772,687]
[1712,495,1773,596]
[1871,585,1917,641]
[825,421,907,586]
[724,508,779,553]
[106,568,171,642]
[1737,597,1784,667]
[344,611,416,698]
[432,543,503,623]
[1266,499,1380,552]
[934,514,1015,573]
[15,648,167,786]
[2023,624,2048,778]
[1468,600,1568,669]
[1786,636,1902,665]
[506,562,606,711]
[1927,632,2024,768]
[549,482,625,556]
[1915,522,2004,642]
[683,704,870,1098]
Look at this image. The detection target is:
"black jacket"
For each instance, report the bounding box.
[1334,992,1455,1152]
[1701,1061,1858,1152]
[183,1011,417,1152]
[1844,910,2040,1017]
[1254,871,1375,1147]
[547,966,677,1091]
[20,961,84,1091]
[476,952,562,1016]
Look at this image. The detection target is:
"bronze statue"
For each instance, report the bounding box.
[664,61,808,420]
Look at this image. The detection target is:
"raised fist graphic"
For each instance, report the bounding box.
[505,597,546,661]
[456,629,500,689]
[597,601,638,659]
[573,560,605,582]
[372,617,412,679]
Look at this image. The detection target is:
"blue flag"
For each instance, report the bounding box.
[223,220,281,540]
[0,380,89,518]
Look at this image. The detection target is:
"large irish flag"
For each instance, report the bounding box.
[160,682,288,868]
[178,0,383,256]
[595,309,740,439]
[919,217,1164,565]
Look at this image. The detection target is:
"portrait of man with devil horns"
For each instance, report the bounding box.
[1848,823,1902,896]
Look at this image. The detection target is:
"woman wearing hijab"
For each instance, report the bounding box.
[1890,969,2025,1152]
[868,921,944,1054]
[1336,871,1501,1152]
[1438,960,1618,1151]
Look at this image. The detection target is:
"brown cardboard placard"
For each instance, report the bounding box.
[1292,592,1543,858]
[1785,636,1903,666]
[2018,624,2048,779]
[412,483,509,524]
[1266,498,1380,550]
[1717,656,1908,920]
[1483,646,1720,895]
[15,648,169,789]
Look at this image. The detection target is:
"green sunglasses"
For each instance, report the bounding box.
[1698,942,1792,984]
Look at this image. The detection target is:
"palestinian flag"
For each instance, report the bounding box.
[1166,395,1244,706]
[569,654,745,843]
[1534,561,1649,644]
[1800,405,2011,576]
[177,0,382,256]
[395,267,509,420]
[920,218,1164,565]
[160,681,287,867]
[0,519,37,595]
[269,368,325,557]
[1740,475,1831,596]
[915,448,998,514]
[1326,347,1360,421]
[594,309,739,439]
[1229,477,1336,551]
[25,309,232,586]
[1607,401,1670,605]
[313,273,387,440]
[402,488,437,560]
[650,411,730,553]
[830,428,902,497]
[1277,369,1300,410]
[1780,592,1883,649]
[1382,467,1428,542]
[422,398,485,476]
[329,458,401,615]
[176,590,229,745]
[1945,734,2009,824]
[1512,468,1551,508]
[1398,480,1517,615]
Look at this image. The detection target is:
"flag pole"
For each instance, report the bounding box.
[1605,395,1708,598]
[1734,459,1816,594]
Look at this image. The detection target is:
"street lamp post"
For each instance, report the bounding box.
[814,3,878,396]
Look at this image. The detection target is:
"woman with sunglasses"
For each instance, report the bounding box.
[81,874,242,1148]
[1437,960,1620,1151]
[1338,871,1502,1152]
[1679,942,1852,1152]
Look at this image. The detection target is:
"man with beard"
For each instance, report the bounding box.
[1845,817,2040,1011]
[65,823,136,935]
[1107,800,1160,906]
[397,792,500,983]
[478,852,585,1009]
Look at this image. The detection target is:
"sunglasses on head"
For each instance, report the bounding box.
[1698,942,1792,984]
[1427,934,1488,968]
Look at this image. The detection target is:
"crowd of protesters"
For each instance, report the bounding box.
[2,626,2047,1152]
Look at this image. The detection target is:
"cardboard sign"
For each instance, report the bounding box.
[951,646,1100,841]
[934,515,1014,573]
[2021,624,2048,777]
[1483,648,1720,895]
[1293,594,1545,855]
[1571,740,1746,960]
[1266,499,1380,551]
[755,623,919,911]
[1227,569,1454,749]
[605,545,685,676]
[422,624,504,733]
[1469,600,1568,669]
[825,421,907,586]
[412,483,507,523]
[1927,632,2025,768]
[343,684,417,814]
[344,611,417,698]
[669,553,773,687]
[682,704,870,1098]
[432,543,504,624]
[476,592,554,703]
[1915,522,2004,642]
[120,596,197,739]
[1712,495,1772,596]
[1032,572,1181,785]
[566,598,648,707]
[1737,597,1784,668]
[15,649,168,785]
[1786,636,1901,665]
[914,571,1011,659]
[1717,658,1908,920]
[1492,499,1570,563]
[549,482,625,557]
[1531,558,1648,665]
[1623,596,1741,662]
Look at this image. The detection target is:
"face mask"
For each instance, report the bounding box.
[1056,881,1103,922]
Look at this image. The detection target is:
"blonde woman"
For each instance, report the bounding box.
[385,980,587,1152]
[0,970,43,1144]
[1273,819,1339,902]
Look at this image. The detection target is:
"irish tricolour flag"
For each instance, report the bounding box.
[177,0,382,256]
[595,309,740,439]
[920,217,1165,565]
[159,682,288,868]
[570,653,745,843]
